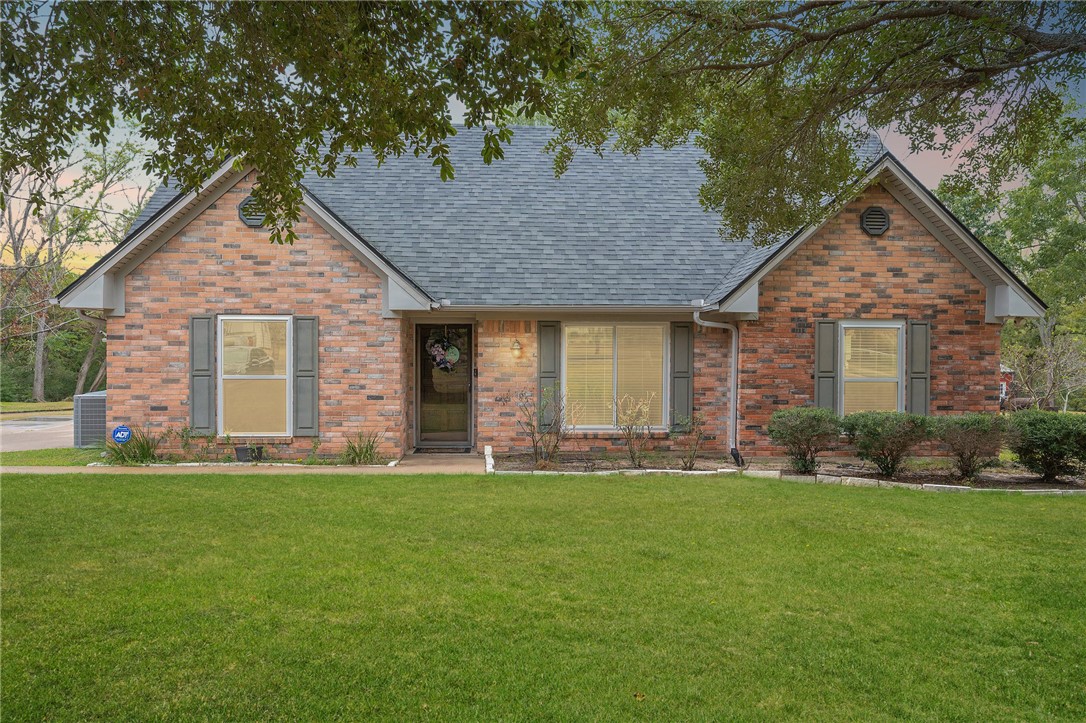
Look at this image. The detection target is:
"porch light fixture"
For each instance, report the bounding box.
[511,338,522,358]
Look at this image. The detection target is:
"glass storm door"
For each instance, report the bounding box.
[417,325,472,446]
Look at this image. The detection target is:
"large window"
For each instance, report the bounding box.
[218,316,292,435]
[563,324,667,428]
[840,322,904,414]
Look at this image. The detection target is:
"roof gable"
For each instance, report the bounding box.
[56,163,431,314]
[708,153,1045,320]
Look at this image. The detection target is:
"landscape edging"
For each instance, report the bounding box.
[485,464,1084,494]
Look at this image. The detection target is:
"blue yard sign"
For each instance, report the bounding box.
[111,425,132,444]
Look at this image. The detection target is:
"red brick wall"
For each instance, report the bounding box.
[693,324,734,451]
[474,320,735,455]
[736,183,1001,455]
[109,173,409,459]
[474,319,537,452]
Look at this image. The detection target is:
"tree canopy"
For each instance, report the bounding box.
[940,133,1086,410]
[549,1,1086,242]
[2,0,583,242]
[3,1,1085,244]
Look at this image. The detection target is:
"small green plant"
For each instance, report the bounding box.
[767,406,841,473]
[177,425,197,457]
[199,434,217,462]
[341,430,384,465]
[304,437,324,465]
[105,425,165,465]
[1008,410,1084,481]
[932,413,1005,481]
[670,413,707,471]
[245,442,265,462]
[841,411,929,478]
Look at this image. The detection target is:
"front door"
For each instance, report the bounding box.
[417,324,472,447]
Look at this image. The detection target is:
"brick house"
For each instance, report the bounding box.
[56,130,1044,459]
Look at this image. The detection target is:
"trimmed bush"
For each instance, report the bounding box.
[841,411,929,478]
[1008,411,1084,481]
[767,406,841,473]
[931,413,1005,481]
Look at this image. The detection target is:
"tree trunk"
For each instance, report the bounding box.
[1035,314,1058,410]
[74,316,106,396]
[89,353,107,392]
[32,310,48,402]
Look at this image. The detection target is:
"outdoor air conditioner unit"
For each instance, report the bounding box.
[73,390,107,448]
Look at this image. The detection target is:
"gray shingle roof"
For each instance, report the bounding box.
[130,128,889,307]
[704,133,890,305]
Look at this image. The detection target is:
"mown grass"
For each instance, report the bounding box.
[0,446,103,466]
[3,473,1084,720]
[0,401,74,414]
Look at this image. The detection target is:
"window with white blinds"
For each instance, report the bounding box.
[218,316,292,435]
[563,324,667,427]
[840,323,904,414]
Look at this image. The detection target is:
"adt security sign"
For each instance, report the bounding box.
[112,425,132,444]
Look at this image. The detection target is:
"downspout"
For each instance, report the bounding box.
[693,311,743,466]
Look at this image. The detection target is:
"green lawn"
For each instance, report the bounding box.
[0,446,103,466]
[3,474,1084,720]
[0,400,74,414]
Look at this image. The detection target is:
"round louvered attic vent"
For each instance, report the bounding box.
[238,196,266,227]
[860,206,890,236]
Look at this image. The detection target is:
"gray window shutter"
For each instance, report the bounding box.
[670,322,694,429]
[189,315,216,435]
[538,321,561,425]
[814,320,838,412]
[293,316,319,436]
[907,321,930,415]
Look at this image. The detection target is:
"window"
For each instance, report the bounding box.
[563,323,667,427]
[839,322,904,414]
[218,316,292,435]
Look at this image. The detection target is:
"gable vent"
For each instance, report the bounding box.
[860,206,890,236]
[238,196,266,227]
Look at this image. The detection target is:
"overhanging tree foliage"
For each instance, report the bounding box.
[3,1,1085,245]
[2,0,584,242]
[549,1,1086,243]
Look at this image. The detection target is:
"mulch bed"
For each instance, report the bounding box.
[495,452,738,473]
[799,460,1084,490]
[494,452,1085,489]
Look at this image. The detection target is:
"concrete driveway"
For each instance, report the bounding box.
[0,415,74,452]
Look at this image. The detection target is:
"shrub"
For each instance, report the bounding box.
[767,406,841,473]
[1008,411,1084,481]
[341,430,384,466]
[669,413,707,471]
[617,394,655,468]
[841,411,929,478]
[105,426,165,465]
[514,387,577,469]
[932,413,1005,481]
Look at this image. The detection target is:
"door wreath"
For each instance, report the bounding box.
[425,328,464,373]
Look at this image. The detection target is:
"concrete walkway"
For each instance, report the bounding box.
[0,415,73,452]
[1,453,487,476]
